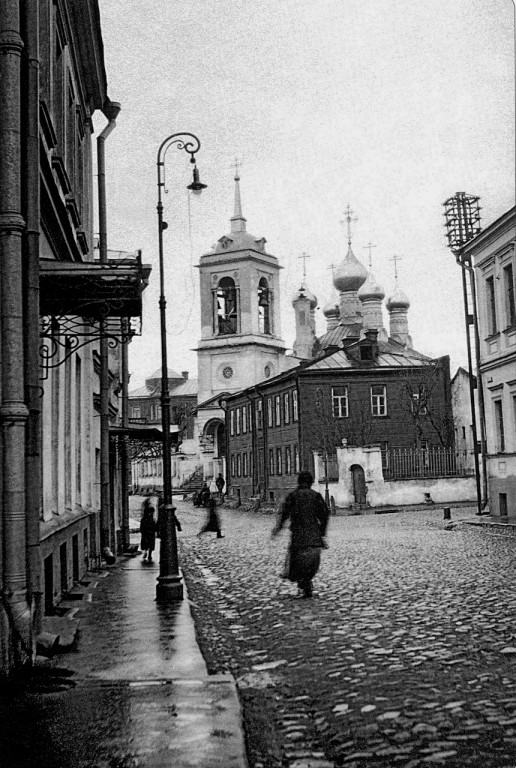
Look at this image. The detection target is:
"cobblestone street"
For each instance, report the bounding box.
[176,500,516,768]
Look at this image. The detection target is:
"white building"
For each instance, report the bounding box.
[463,206,516,516]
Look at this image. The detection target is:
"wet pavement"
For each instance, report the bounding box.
[177,499,516,768]
[0,507,248,768]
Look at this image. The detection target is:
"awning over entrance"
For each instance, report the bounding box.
[39,257,151,319]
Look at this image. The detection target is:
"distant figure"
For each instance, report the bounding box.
[271,471,329,598]
[215,473,225,500]
[140,505,157,561]
[196,482,210,507]
[209,477,218,495]
[197,496,224,539]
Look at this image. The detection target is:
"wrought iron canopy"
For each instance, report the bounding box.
[39,256,151,319]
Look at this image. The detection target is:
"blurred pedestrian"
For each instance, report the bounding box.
[198,482,210,507]
[140,505,157,561]
[271,470,329,598]
[209,476,218,495]
[197,496,224,539]
[215,473,225,501]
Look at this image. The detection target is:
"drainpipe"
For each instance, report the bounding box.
[21,0,43,650]
[120,317,130,550]
[0,3,32,667]
[97,101,121,560]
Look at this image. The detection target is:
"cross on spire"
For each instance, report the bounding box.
[390,254,402,283]
[298,251,311,282]
[327,261,337,278]
[232,157,243,179]
[340,204,358,247]
[364,241,376,269]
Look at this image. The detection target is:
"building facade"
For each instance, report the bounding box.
[226,335,454,503]
[0,1,147,677]
[463,206,516,516]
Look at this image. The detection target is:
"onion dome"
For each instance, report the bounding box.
[322,299,339,318]
[291,283,317,309]
[333,246,368,292]
[386,285,410,310]
[358,272,385,302]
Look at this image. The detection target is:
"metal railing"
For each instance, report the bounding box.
[382,447,475,479]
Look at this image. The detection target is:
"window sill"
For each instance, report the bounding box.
[485,332,501,342]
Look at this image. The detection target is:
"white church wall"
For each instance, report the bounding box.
[314,445,477,509]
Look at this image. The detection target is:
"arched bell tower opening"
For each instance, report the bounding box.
[215,276,239,335]
[258,277,271,334]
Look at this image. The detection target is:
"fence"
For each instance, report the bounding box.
[382,447,475,479]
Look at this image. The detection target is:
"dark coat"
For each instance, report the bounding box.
[276,487,329,549]
[140,512,156,551]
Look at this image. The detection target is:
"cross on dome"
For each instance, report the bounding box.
[390,254,403,284]
[364,242,376,269]
[232,156,243,180]
[298,251,311,282]
[340,204,358,247]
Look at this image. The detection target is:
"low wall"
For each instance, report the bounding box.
[314,446,477,509]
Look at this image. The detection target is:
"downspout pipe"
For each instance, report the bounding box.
[97,101,121,560]
[0,3,32,671]
[21,0,44,654]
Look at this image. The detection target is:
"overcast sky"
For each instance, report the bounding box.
[96,0,515,389]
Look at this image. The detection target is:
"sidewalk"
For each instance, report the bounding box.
[0,539,248,768]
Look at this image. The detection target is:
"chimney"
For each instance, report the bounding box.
[181,371,189,380]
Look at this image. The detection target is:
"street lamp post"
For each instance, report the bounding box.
[156,133,206,602]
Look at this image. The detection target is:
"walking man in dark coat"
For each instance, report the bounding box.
[271,470,329,598]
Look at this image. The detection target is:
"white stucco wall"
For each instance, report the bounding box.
[314,445,477,509]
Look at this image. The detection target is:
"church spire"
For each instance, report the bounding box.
[230,158,247,233]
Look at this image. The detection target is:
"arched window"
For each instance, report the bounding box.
[215,277,238,335]
[258,277,271,334]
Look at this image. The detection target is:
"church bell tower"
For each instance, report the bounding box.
[196,170,287,403]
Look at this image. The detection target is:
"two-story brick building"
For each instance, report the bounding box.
[225,331,453,502]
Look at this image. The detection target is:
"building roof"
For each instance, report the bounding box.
[129,378,198,399]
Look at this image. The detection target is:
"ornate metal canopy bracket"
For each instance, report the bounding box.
[39,315,141,380]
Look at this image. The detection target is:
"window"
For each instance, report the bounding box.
[215,277,238,335]
[242,404,247,434]
[236,407,241,435]
[275,395,281,426]
[151,404,161,421]
[285,446,292,475]
[230,409,235,436]
[236,454,242,477]
[486,275,497,335]
[269,449,275,475]
[292,390,299,421]
[332,386,349,418]
[371,385,387,416]
[462,426,466,440]
[494,399,505,452]
[284,393,290,424]
[267,398,274,427]
[504,264,515,327]
[131,405,141,419]
[258,277,271,334]
[294,444,300,473]
[231,455,236,477]
[243,453,248,477]
[276,448,282,475]
[256,400,263,429]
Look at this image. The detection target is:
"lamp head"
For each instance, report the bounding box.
[187,165,207,196]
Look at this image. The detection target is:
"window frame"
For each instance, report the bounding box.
[292,390,299,422]
[371,384,387,417]
[283,392,290,424]
[275,395,281,426]
[332,386,349,418]
[486,275,497,336]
